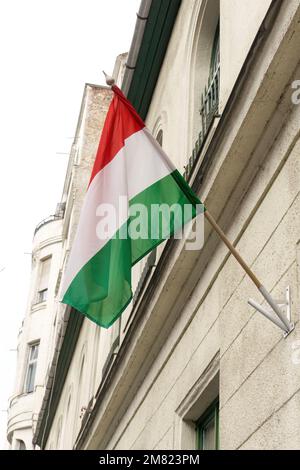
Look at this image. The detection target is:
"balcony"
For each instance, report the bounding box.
[184,28,220,182]
[7,392,34,444]
[199,57,220,142]
[34,202,66,236]
[34,215,62,236]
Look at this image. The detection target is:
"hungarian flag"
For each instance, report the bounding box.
[60,86,202,327]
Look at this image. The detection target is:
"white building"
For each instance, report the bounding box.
[10,0,300,450]
[7,83,113,450]
[6,209,64,450]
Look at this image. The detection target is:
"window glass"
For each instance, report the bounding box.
[25,342,39,393]
[196,399,219,450]
[156,129,163,147]
[37,257,51,303]
[16,440,26,450]
[202,416,216,450]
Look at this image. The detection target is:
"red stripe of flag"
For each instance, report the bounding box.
[88,86,145,187]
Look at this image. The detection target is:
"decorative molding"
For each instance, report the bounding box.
[35,235,63,252]
[174,352,219,450]
[176,352,220,420]
[31,302,47,314]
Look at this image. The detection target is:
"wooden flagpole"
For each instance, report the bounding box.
[204,210,261,288]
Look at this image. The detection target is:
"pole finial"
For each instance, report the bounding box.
[103,71,115,87]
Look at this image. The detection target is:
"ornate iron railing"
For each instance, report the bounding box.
[184,53,220,181]
[34,215,62,236]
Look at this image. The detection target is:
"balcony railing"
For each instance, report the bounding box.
[34,215,62,236]
[200,59,220,141]
[184,56,220,182]
[34,202,66,235]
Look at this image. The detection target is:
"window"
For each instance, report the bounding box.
[156,129,163,147]
[74,354,86,439]
[196,399,219,450]
[36,257,51,304]
[210,21,220,78]
[24,342,39,393]
[56,416,62,450]
[102,321,120,379]
[16,439,26,450]
[184,0,220,182]
[63,393,73,449]
[199,21,220,141]
[37,288,47,303]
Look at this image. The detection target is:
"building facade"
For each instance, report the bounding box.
[6,209,64,450]
[11,0,300,450]
[7,83,112,449]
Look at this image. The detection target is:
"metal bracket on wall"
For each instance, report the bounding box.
[204,212,294,339]
[248,286,294,337]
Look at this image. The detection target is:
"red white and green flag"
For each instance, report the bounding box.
[60,86,202,327]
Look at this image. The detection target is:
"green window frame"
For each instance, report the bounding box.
[196,399,219,450]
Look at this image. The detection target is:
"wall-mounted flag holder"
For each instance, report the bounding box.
[248,286,294,336]
[205,211,295,337]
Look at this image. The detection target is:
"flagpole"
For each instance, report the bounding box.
[204,210,261,287]
[204,210,292,333]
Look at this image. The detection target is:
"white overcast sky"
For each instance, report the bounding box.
[0,0,140,448]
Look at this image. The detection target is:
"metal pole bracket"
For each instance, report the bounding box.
[248,286,294,337]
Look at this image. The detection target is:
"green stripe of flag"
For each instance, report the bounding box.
[62,171,201,327]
